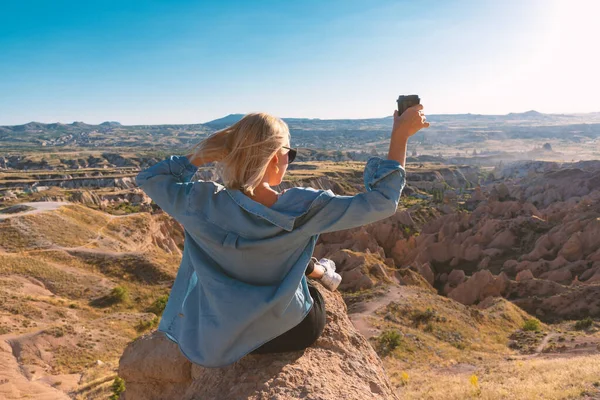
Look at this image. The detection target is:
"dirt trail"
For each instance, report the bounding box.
[348,285,406,340]
[532,333,558,357]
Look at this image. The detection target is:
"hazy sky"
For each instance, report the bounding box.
[1,0,598,125]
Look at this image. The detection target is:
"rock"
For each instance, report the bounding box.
[472,187,486,201]
[463,244,482,262]
[448,270,494,305]
[442,282,454,296]
[118,281,399,400]
[580,266,599,282]
[438,272,448,284]
[548,256,568,271]
[480,272,510,299]
[443,191,457,204]
[477,256,491,270]
[369,262,391,282]
[502,259,519,275]
[397,210,416,227]
[70,190,102,206]
[588,249,600,262]
[510,281,600,320]
[0,341,70,400]
[543,267,573,283]
[558,234,583,262]
[496,183,510,201]
[447,269,466,287]
[516,270,534,282]
[394,268,436,291]
[417,262,435,286]
[488,230,516,249]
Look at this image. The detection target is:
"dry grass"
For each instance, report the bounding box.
[395,355,600,399]
[0,213,97,251]
[373,288,531,365]
[57,204,112,227]
[0,254,72,286]
[0,253,106,299]
[0,221,40,251]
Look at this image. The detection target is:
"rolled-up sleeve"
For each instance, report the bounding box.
[302,157,406,235]
[135,155,199,220]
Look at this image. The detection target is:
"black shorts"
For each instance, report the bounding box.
[250,281,326,354]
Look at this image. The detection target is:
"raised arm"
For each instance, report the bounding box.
[135,155,202,222]
[387,104,429,167]
[299,105,429,235]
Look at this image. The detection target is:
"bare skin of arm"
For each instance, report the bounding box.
[387,104,430,167]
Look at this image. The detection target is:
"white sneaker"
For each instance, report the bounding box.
[318,258,336,272]
[317,258,342,291]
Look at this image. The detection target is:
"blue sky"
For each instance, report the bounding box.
[0,0,598,125]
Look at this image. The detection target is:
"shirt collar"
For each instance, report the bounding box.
[225,189,297,231]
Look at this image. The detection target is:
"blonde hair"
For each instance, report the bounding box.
[189,113,290,196]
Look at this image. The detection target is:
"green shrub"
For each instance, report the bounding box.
[522,318,541,332]
[109,376,125,400]
[109,286,129,304]
[148,294,169,316]
[376,330,402,356]
[574,317,593,330]
[412,308,438,327]
[135,316,159,332]
[43,326,65,338]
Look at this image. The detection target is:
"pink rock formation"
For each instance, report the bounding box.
[447,270,509,305]
[516,270,534,282]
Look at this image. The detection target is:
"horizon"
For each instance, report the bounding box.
[1,0,599,125]
[3,109,600,127]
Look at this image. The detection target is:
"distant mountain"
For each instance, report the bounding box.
[506,110,550,120]
[203,114,245,130]
[1,111,599,152]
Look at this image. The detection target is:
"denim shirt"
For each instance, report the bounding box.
[135,155,405,367]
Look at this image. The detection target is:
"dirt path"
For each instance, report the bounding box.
[532,332,558,357]
[348,285,406,340]
[0,201,71,220]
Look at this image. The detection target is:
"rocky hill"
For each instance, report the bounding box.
[311,160,600,322]
[0,203,184,399]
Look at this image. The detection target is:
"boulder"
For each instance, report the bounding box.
[502,259,519,275]
[447,269,466,287]
[487,230,516,249]
[558,234,583,262]
[417,262,435,286]
[448,270,496,305]
[542,267,573,283]
[118,281,399,400]
[516,270,534,282]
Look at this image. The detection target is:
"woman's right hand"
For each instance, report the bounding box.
[392,104,430,140]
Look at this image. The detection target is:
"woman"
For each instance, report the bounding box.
[135,105,429,368]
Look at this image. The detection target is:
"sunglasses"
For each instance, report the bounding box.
[281,146,297,163]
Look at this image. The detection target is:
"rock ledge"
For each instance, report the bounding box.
[118,281,398,400]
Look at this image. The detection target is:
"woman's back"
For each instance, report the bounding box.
[135,154,406,367]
